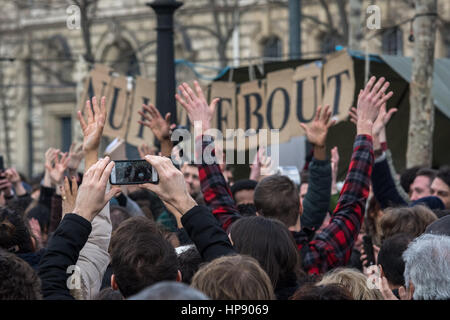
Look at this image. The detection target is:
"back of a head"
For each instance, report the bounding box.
[0,207,33,253]
[109,216,179,298]
[254,175,300,227]
[380,205,437,242]
[318,268,383,300]
[191,254,275,300]
[0,248,42,300]
[177,245,203,285]
[290,283,354,300]
[377,233,413,287]
[403,233,450,300]
[229,216,302,290]
[129,281,210,300]
[109,205,131,231]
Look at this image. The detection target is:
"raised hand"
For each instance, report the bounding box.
[138,103,171,142]
[45,151,70,187]
[356,76,393,135]
[5,168,27,196]
[72,157,121,222]
[372,103,398,137]
[61,176,78,218]
[77,96,106,153]
[175,81,219,132]
[299,105,336,147]
[67,142,84,174]
[138,143,157,159]
[139,155,197,215]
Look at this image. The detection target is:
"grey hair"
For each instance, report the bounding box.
[128,281,210,300]
[403,234,450,300]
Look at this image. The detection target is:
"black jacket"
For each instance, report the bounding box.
[181,205,235,262]
[38,214,92,300]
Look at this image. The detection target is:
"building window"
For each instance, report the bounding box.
[61,117,72,152]
[382,27,403,55]
[261,36,282,60]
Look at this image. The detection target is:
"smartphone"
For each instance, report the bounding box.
[0,155,4,172]
[362,235,376,267]
[109,160,158,185]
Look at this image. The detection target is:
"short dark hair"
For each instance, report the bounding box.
[400,166,424,194]
[0,248,42,299]
[0,207,33,253]
[290,283,354,300]
[177,245,203,285]
[377,234,413,286]
[229,216,303,290]
[230,179,258,198]
[416,168,437,182]
[109,217,179,298]
[436,166,450,188]
[254,175,300,227]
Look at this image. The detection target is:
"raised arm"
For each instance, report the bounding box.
[176,81,241,233]
[38,158,120,299]
[350,99,404,208]
[298,105,335,230]
[302,76,393,275]
[73,96,117,299]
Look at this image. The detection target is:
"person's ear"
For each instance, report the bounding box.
[111,274,119,291]
[176,270,182,282]
[299,199,303,216]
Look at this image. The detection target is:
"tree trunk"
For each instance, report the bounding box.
[406,0,437,168]
[348,0,363,51]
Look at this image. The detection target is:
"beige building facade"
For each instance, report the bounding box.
[0,0,449,177]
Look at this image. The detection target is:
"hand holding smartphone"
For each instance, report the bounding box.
[362,235,376,267]
[109,160,159,185]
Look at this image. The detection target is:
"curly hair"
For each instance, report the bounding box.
[0,248,42,299]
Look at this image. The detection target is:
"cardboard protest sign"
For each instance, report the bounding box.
[77,64,112,114]
[266,69,295,144]
[291,61,323,135]
[321,50,355,122]
[127,77,156,147]
[103,75,133,139]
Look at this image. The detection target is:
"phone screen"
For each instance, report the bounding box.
[110,160,158,185]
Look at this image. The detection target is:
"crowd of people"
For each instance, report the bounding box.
[0,77,449,301]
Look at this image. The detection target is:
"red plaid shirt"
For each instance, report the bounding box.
[196,135,373,275]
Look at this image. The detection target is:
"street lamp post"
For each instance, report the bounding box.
[147,0,183,124]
